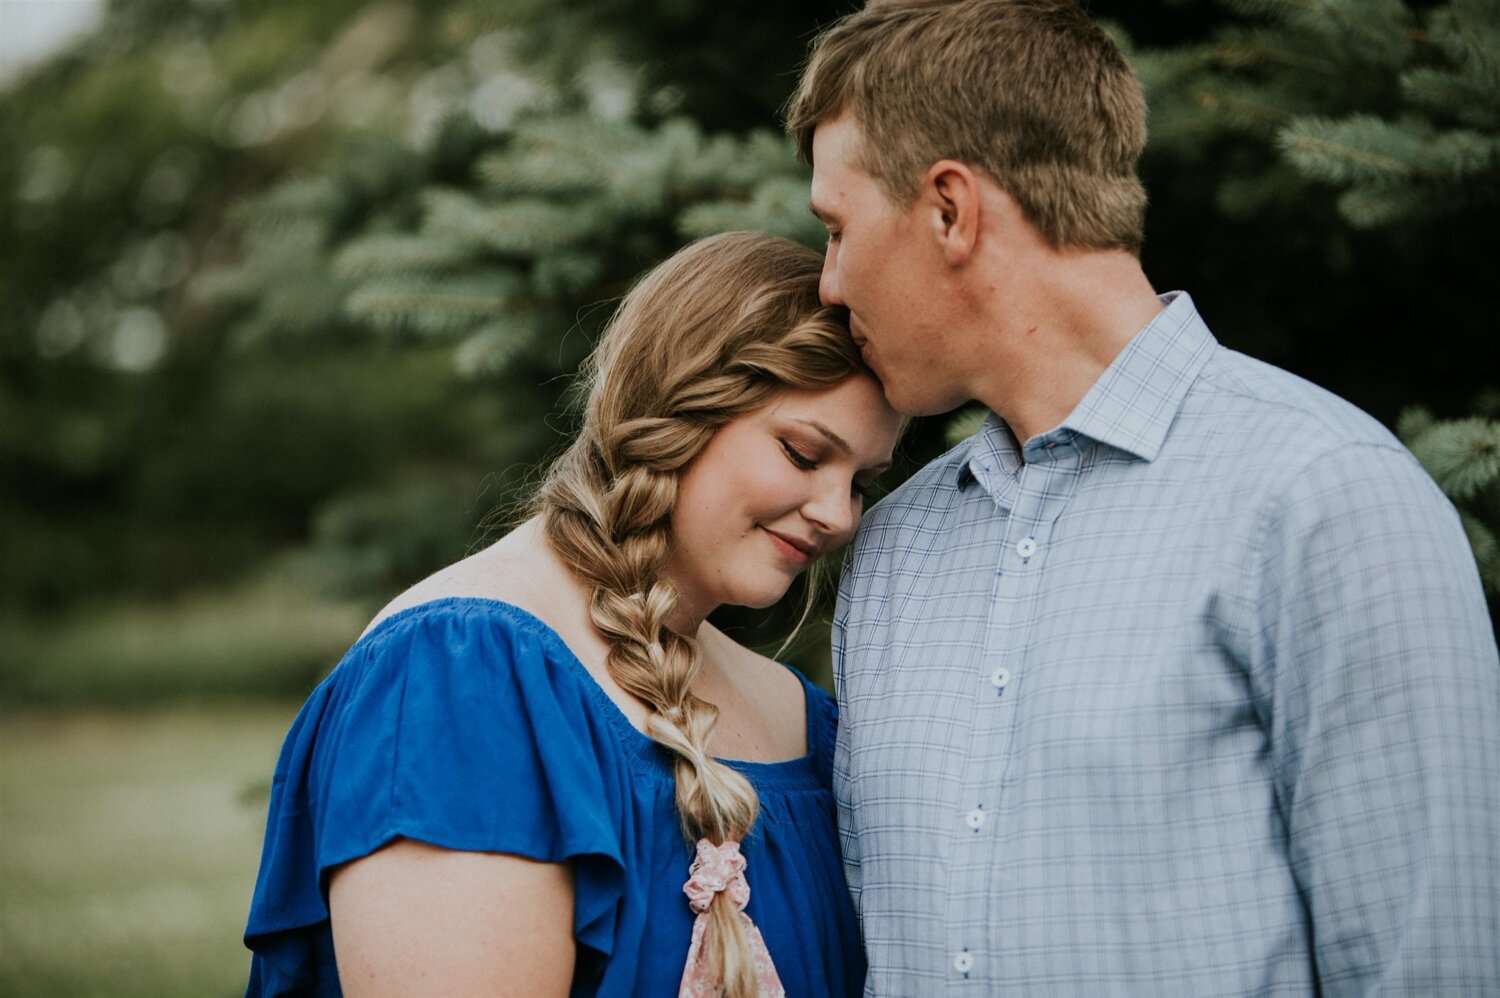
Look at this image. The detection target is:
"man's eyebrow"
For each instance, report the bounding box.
[808,201,831,222]
[795,419,891,471]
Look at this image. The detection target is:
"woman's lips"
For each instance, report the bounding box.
[763,528,814,566]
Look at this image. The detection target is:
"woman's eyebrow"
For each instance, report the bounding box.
[794,418,850,453]
[794,419,891,471]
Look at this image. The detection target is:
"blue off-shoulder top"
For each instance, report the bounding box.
[244,597,864,996]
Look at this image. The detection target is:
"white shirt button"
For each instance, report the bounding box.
[964,807,986,830]
[953,950,974,974]
[1016,537,1037,558]
[990,666,1011,690]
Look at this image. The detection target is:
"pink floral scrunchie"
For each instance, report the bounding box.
[677,838,786,998]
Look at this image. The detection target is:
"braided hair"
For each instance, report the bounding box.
[537,232,865,996]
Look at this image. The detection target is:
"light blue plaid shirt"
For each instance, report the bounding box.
[834,292,1500,995]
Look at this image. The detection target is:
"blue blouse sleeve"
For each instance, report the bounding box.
[245,601,628,993]
[805,680,840,788]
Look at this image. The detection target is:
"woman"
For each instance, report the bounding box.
[244,231,901,996]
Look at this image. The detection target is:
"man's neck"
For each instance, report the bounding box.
[968,249,1162,444]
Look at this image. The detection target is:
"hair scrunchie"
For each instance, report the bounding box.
[678,839,786,997]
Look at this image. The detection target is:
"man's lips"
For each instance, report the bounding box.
[849,322,873,362]
[763,528,817,565]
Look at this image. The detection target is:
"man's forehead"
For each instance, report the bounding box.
[811,113,862,163]
[807,163,837,217]
[808,117,862,211]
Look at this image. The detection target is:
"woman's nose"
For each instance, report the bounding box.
[803,478,856,539]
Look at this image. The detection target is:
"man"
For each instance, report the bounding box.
[787,0,1500,993]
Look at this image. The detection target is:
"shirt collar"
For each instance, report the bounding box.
[956,291,1216,488]
[1059,291,1216,462]
[957,410,1024,503]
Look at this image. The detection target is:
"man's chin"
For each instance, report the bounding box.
[883,382,967,419]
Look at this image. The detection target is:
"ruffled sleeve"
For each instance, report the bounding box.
[245,600,628,996]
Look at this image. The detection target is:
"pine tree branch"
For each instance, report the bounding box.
[1397,405,1439,441]
[1194,86,1295,133]
[1406,416,1500,500]
[1439,0,1500,90]
[1287,136,1412,175]
[678,177,824,245]
[1401,67,1500,128]
[1219,0,1414,66]
[1209,26,1343,76]
[1279,115,1420,181]
[1459,510,1498,594]
[1416,129,1497,178]
[345,274,523,335]
[334,235,476,278]
[1335,182,1424,226]
[453,314,548,378]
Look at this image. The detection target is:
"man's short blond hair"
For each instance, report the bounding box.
[787,0,1148,254]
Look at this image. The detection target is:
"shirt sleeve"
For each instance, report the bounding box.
[245,604,628,990]
[1248,442,1500,994]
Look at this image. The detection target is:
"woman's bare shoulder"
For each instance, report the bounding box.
[361,518,576,638]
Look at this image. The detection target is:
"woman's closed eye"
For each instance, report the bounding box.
[781,438,877,499]
[780,438,818,471]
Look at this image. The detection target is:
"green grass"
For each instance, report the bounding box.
[0,705,298,997]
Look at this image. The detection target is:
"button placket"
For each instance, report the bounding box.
[951,435,1077,985]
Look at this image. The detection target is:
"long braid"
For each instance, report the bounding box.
[537,232,868,997]
[542,428,763,995]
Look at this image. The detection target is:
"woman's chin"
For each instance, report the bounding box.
[736,579,799,611]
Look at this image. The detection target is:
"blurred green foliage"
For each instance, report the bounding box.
[0,576,365,706]
[2,0,498,622]
[1128,0,1500,597]
[1,0,1494,688]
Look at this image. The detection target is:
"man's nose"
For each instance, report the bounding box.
[819,251,842,306]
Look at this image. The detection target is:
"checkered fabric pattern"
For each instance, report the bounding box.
[834,292,1500,995]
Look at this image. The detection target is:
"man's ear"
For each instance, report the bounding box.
[924,159,980,266]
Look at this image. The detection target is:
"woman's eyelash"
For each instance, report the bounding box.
[782,436,875,499]
[780,439,817,470]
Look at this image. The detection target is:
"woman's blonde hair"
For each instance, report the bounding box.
[537,231,866,996]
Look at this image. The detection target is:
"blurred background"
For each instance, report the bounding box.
[1,0,1496,993]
